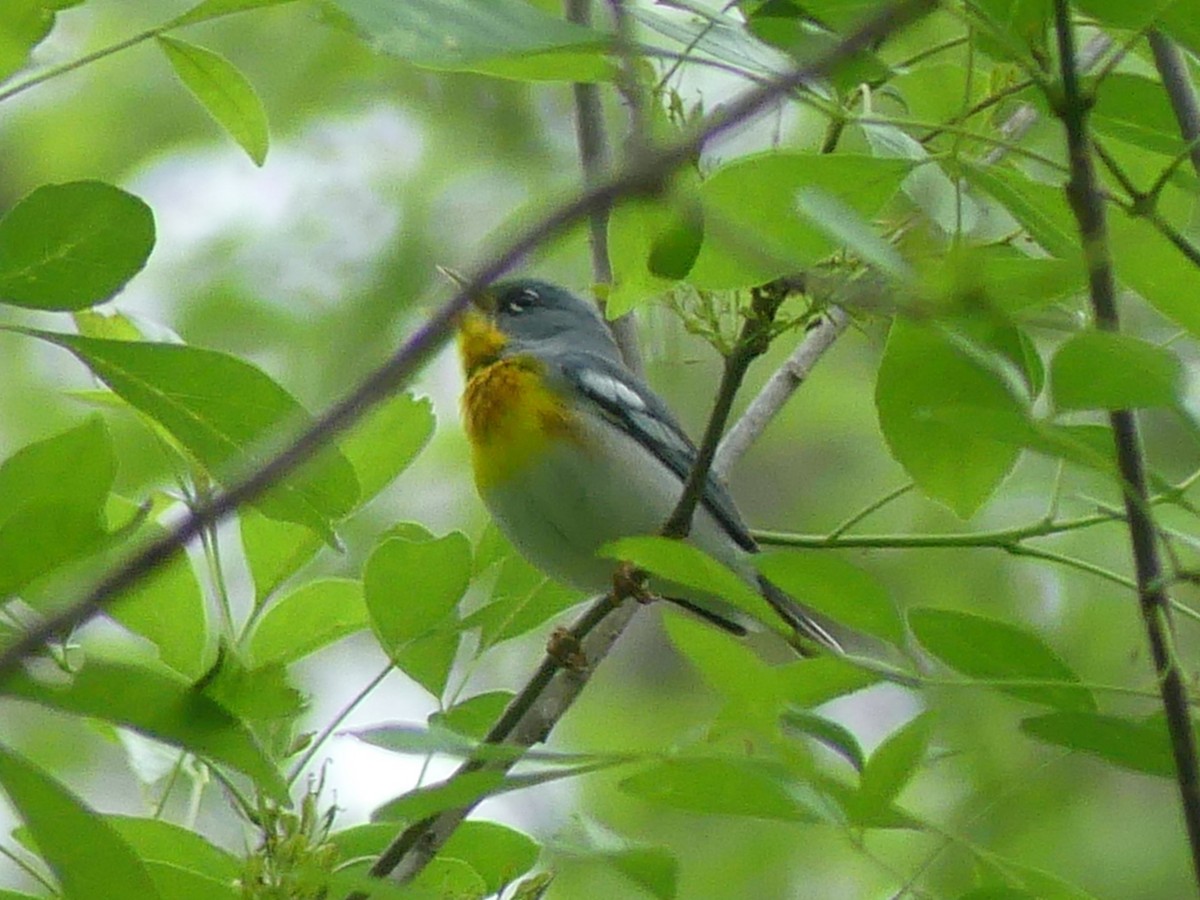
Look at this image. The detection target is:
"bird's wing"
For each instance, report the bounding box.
[554,352,758,552]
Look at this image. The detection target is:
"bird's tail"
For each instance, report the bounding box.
[757,574,843,655]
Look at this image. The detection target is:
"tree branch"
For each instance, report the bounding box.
[1052,1,1200,887]
[1148,30,1200,180]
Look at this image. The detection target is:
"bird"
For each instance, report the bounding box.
[454,276,840,653]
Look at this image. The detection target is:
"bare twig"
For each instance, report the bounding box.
[567,0,645,375]
[0,0,937,679]
[1052,2,1200,887]
[1148,31,1200,180]
[714,305,850,476]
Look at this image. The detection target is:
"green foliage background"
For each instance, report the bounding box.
[1,0,1199,898]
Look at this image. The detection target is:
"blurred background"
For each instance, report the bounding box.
[1,1,1197,897]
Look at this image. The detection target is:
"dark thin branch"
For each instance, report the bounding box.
[568,0,645,375]
[1052,2,1200,889]
[0,0,937,680]
[1149,31,1200,180]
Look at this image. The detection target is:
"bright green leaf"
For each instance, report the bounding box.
[107,816,241,883]
[908,607,1097,712]
[0,743,160,899]
[20,331,360,542]
[619,757,818,821]
[372,770,507,823]
[0,1,84,82]
[441,821,539,895]
[199,652,304,722]
[429,691,514,740]
[0,181,154,311]
[329,0,611,81]
[170,0,296,28]
[601,847,678,900]
[339,392,434,503]
[875,320,1027,517]
[240,509,323,606]
[246,577,367,668]
[1021,711,1176,778]
[796,186,912,280]
[782,710,866,771]
[775,656,882,708]
[144,862,239,900]
[158,36,270,166]
[1091,74,1189,157]
[690,154,911,289]
[1051,331,1184,411]
[1,659,287,800]
[754,552,903,644]
[961,165,1076,258]
[859,711,934,804]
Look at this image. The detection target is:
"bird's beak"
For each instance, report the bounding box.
[436,265,495,313]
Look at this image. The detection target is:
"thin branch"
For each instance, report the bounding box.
[1052,0,1200,886]
[714,305,850,476]
[568,0,645,375]
[0,0,938,680]
[1148,31,1200,180]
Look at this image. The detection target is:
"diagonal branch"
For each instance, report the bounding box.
[1149,31,1200,180]
[1051,1,1200,888]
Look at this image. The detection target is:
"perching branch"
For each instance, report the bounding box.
[0,0,938,679]
[1051,2,1200,889]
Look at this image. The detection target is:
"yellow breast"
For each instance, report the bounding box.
[461,355,579,490]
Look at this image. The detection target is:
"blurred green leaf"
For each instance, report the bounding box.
[747,13,891,89]
[754,551,903,644]
[909,607,1097,712]
[961,166,1076,258]
[1091,74,1189,157]
[246,577,367,668]
[339,392,435,503]
[2,659,287,800]
[199,652,304,722]
[364,533,470,696]
[858,711,934,805]
[600,847,678,900]
[0,181,154,311]
[143,863,239,900]
[441,821,539,895]
[0,1,84,82]
[600,536,779,629]
[619,757,819,821]
[782,709,866,771]
[795,186,912,280]
[429,691,515,740]
[876,320,1027,517]
[0,417,114,596]
[21,331,360,542]
[410,857,487,898]
[109,517,210,680]
[170,0,296,28]
[689,154,910,289]
[240,509,323,606]
[1021,711,1176,778]
[1051,331,1184,411]
[107,816,240,883]
[329,0,612,80]
[157,37,270,166]
[0,744,160,899]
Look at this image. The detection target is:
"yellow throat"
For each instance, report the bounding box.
[457,310,578,490]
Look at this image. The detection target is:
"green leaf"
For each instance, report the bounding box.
[754,552,903,645]
[429,691,514,740]
[0,1,84,83]
[0,181,154,311]
[364,533,470,696]
[170,0,296,28]
[339,393,434,503]
[782,709,866,771]
[1091,74,1190,157]
[240,509,323,606]
[463,554,581,649]
[143,863,239,900]
[599,535,779,628]
[875,320,1027,517]
[410,857,487,898]
[0,743,160,899]
[747,13,891,90]
[961,165,1077,258]
[329,0,612,81]
[246,577,367,668]
[920,245,1084,317]
[199,652,304,722]
[21,331,360,542]
[689,154,911,289]
[775,656,881,708]
[858,711,934,805]
[1050,331,1184,411]
[109,518,210,679]
[0,417,115,596]
[372,770,507,823]
[441,821,539,895]
[157,36,269,166]
[1020,711,1176,778]
[908,607,1097,712]
[795,186,912,280]
[619,757,818,821]
[601,847,678,900]
[1,659,287,800]
[106,816,240,883]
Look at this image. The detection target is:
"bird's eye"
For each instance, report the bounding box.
[504,287,539,315]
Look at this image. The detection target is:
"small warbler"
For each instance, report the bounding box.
[456,278,839,652]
